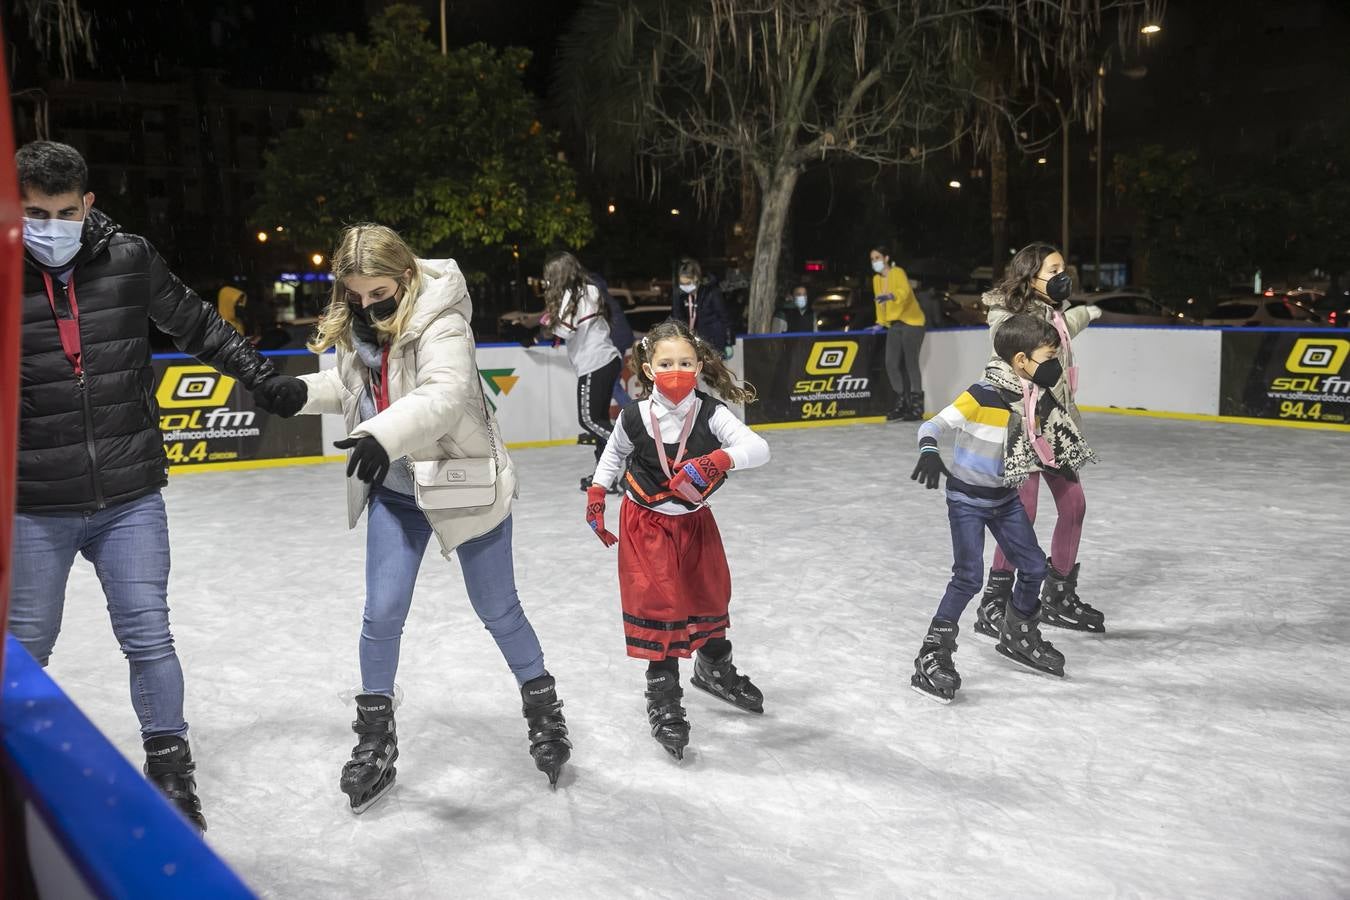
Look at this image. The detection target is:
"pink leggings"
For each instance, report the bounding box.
[992,471,1086,575]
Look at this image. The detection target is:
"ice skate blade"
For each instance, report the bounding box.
[909,682,954,705]
[345,770,397,815]
[972,621,1001,641]
[994,644,1064,677]
[1043,618,1105,634]
[690,676,764,714]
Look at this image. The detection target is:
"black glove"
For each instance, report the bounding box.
[254,376,308,418]
[334,436,390,486]
[910,451,950,490]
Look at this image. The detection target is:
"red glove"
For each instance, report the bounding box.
[668,449,732,500]
[585,485,618,547]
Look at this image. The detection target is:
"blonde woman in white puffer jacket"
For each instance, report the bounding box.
[259,224,571,812]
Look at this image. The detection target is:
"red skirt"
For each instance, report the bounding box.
[617,498,732,660]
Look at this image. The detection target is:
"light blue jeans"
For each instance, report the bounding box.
[9,492,187,739]
[362,487,546,695]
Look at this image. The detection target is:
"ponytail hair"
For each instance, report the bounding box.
[631,319,757,406]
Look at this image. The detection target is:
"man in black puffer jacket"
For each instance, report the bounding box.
[10,141,307,833]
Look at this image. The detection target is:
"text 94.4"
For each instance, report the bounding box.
[800,401,839,419]
[1279,401,1323,420]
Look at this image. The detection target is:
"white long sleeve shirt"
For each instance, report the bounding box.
[593,390,771,516]
[551,284,621,377]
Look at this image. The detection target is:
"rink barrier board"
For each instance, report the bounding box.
[1,636,255,899]
[150,324,1342,477]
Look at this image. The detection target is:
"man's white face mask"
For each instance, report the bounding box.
[23,209,86,269]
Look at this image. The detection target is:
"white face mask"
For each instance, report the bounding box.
[871,259,885,274]
[679,282,697,294]
[793,295,808,310]
[24,214,86,269]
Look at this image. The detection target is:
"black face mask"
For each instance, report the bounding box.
[1040,271,1072,303]
[1029,356,1063,389]
[352,295,399,324]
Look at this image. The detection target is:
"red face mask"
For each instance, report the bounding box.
[653,370,697,404]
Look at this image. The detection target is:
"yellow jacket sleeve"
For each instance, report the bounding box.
[874,268,925,326]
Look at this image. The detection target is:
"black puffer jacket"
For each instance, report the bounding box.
[19,209,276,513]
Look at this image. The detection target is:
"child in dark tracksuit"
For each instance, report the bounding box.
[908,314,1092,702]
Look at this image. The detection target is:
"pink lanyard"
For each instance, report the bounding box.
[1050,310,1079,393]
[42,272,84,377]
[1021,382,1057,467]
[685,294,698,332]
[649,398,700,481]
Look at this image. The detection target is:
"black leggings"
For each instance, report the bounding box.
[578,356,622,462]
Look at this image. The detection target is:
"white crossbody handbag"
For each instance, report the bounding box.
[406,354,501,511]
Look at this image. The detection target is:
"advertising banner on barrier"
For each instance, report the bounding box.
[152,353,323,465]
[1219,330,1350,425]
[742,333,898,425]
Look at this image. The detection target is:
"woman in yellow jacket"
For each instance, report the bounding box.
[869,246,926,421]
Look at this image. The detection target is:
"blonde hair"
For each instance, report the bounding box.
[632,319,756,405]
[308,224,424,352]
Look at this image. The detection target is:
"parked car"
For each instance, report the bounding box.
[1069,289,1192,325]
[1202,296,1326,327]
[1311,290,1350,328]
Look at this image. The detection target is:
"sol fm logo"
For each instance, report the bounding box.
[1271,337,1350,394]
[795,340,869,396]
[1284,338,1349,375]
[154,365,256,431]
[805,341,858,375]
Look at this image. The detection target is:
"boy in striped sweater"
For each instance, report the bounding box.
[908,314,1067,703]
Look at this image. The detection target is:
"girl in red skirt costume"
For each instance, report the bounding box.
[584,320,770,759]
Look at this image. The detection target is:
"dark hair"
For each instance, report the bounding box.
[632,319,756,405]
[993,313,1060,364]
[677,258,702,282]
[542,251,608,326]
[869,245,890,260]
[16,141,89,196]
[992,242,1061,313]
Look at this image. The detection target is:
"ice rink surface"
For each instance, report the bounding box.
[39,413,1350,898]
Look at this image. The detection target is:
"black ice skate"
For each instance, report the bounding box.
[910,619,961,704]
[340,693,399,814]
[1041,562,1105,633]
[143,735,207,833]
[690,646,764,714]
[996,603,1065,677]
[644,670,691,760]
[974,570,1013,640]
[521,673,572,789]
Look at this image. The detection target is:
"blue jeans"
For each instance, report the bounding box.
[936,495,1046,622]
[362,487,546,695]
[9,492,187,739]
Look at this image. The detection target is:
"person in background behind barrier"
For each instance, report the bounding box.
[977,242,1106,638]
[771,284,816,334]
[257,223,571,812]
[589,269,635,407]
[539,251,623,492]
[672,258,732,359]
[869,245,927,422]
[10,141,304,833]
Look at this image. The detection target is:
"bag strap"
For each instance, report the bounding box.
[404,314,502,469]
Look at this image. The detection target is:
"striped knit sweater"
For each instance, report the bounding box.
[917,381,1023,506]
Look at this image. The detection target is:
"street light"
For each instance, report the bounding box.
[1037,157,1048,165]
[670,208,681,216]
[274,225,284,233]
[311,253,324,267]
[1140,23,1161,34]
[256,231,268,243]
[948,180,962,189]
[607,203,616,214]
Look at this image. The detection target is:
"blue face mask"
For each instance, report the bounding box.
[793,294,808,310]
[680,283,697,294]
[23,214,85,268]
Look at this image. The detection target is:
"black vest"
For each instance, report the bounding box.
[620,391,728,510]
